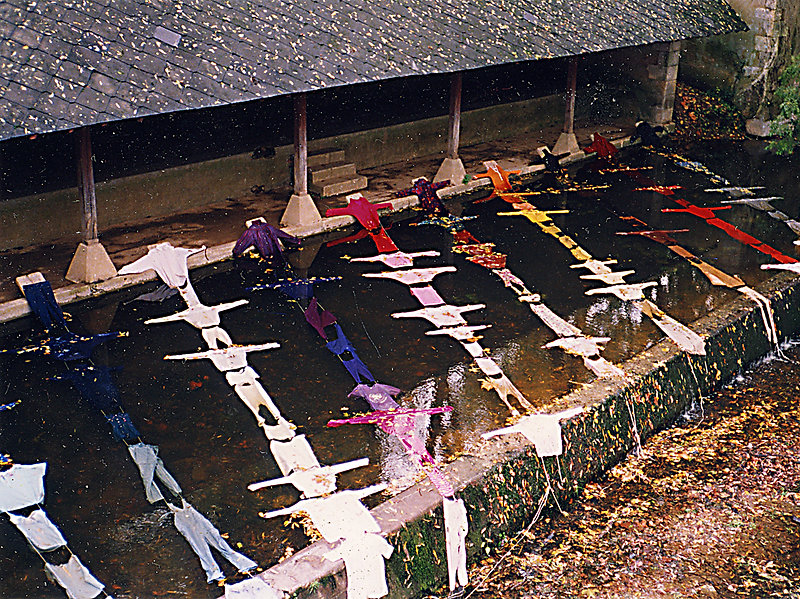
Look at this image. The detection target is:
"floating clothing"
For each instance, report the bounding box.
[166,344,280,373]
[0,463,46,512]
[397,177,449,215]
[106,412,140,442]
[325,324,375,384]
[8,508,67,551]
[349,383,402,411]
[535,147,570,172]
[44,555,105,599]
[233,221,300,262]
[21,280,68,331]
[631,121,665,148]
[261,485,385,543]
[392,304,485,328]
[483,407,583,456]
[582,133,619,159]
[325,533,394,599]
[363,266,456,287]
[128,443,183,504]
[170,499,257,583]
[326,196,393,233]
[443,497,469,591]
[249,457,369,499]
[62,364,122,412]
[304,297,338,339]
[350,250,439,270]
[118,242,203,289]
[226,367,285,427]
[270,435,320,477]
[474,160,518,193]
[409,286,445,306]
[145,300,248,332]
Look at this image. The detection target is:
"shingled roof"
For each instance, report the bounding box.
[1,0,746,141]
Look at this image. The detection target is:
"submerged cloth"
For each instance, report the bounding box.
[44,555,105,599]
[325,533,394,599]
[8,508,67,551]
[325,324,374,384]
[397,177,449,215]
[128,443,183,503]
[62,364,122,412]
[170,499,257,583]
[106,412,140,442]
[0,463,46,512]
[233,221,300,262]
[224,577,281,599]
[22,281,68,331]
[118,243,202,288]
[48,331,121,361]
[304,297,338,339]
[443,497,469,590]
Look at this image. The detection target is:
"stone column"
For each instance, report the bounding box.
[434,72,466,185]
[644,41,681,125]
[281,92,321,227]
[553,57,581,155]
[65,127,117,283]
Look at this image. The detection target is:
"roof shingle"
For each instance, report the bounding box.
[0,0,747,140]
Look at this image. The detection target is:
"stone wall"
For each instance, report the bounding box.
[682,0,800,132]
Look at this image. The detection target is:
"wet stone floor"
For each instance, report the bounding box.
[1,140,799,598]
[423,344,800,599]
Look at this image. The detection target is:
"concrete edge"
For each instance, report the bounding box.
[253,269,800,599]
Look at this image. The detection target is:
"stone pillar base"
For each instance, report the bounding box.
[66,239,118,283]
[433,157,466,185]
[552,132,580,156]
[280,193,321,227]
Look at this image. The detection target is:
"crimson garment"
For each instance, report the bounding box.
[326,196,393,231]
[583,133,619,159]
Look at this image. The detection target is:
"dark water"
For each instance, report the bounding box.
[1,140,798,598]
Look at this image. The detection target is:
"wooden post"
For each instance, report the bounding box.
[434,72,466,184]
[564,57,578,135]
[447,72,462,159]
[65,126,117,283]
[293,93,308,196]
[280,92,321,226]
[76,127,98,242]
[552,57,581,156]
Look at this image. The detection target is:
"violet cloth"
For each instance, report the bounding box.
[397,178,449,215]
[304,297,338,339]
[233,222,300,262]
[349,383,401,411]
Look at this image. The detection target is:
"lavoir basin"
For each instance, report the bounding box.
[1,139,798,599]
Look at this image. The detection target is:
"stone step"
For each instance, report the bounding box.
[307,148,346,169]
[310,161,358,184]
[310,174,368,198]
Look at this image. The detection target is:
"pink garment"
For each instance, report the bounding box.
[363,266,456,287]
[410,286,445,306]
